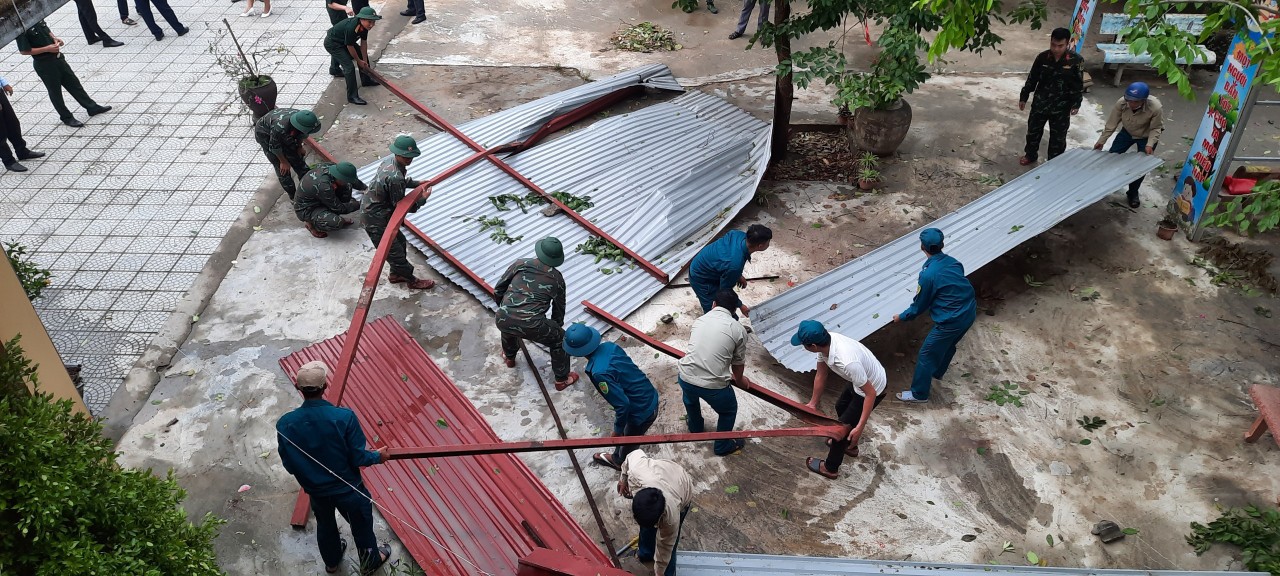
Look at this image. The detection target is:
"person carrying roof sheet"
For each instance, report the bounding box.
[494,237,579,390]
[1095,81,1164,209]
[563,324,660,470]
[618,450,694,576]
[678,289,756,456]
[295,161,366,239]
[687,224,772,317]
[362,135,435,290]
[324,7,381,105]
[253,108,321,200]
[791,320,887,479]
[276,360,393,575]
[892,228,976,404]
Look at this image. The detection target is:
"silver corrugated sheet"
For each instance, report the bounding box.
[357,64,770,329]
[753,148,1164,372]
[678,552,1263,576]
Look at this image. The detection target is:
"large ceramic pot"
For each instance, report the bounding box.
[238,75,278,119]
[849,98,912,155]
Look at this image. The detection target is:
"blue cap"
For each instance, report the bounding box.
[919,228,944,250]
[563,324,601,357]
[790,320,831,346]
[1124,81,1149,101]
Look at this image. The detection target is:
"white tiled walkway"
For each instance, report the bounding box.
[1,0,343,413]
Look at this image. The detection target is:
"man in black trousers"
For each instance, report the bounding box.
[73,0,125,47]
[0,77,46,173]
[15,21,113,128]
[134,0,189,41]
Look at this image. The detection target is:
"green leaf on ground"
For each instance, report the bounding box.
[435,418,448,428]
[724,485,740,495]
[1027,551,1039,564]
[1122,527,1139,535]
[1079,439,1092,445]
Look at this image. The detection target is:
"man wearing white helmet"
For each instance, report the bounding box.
[1095,81,1164,208]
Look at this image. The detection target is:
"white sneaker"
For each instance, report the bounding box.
[260,10,272,16]
[895,391,928,403]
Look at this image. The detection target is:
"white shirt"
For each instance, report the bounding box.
[818,333,887,396]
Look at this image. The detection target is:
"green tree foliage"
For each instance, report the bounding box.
[0,338,224,576]
[1203,180,1280,234]
[4,242,52,301]
[1187,504,1280,574]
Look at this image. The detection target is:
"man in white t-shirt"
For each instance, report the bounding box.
[791,320,887,479]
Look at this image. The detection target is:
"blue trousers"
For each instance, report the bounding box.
[613,409,658,464]
[1107,128,1156,199]
[679,377,739,455]
[734,0,769,34]
[310,485,378,569]
[909,316,974,401]
[637,504,690,576]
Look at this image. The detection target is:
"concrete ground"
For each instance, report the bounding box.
[41,0,1280,573]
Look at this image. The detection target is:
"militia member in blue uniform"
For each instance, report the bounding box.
[494,237,578,390]
[563,324,660,470]
[295,161,365,238]
[892,228,976,403]
[254,108,322,200]
[16,21,113,128]
[362,135,435,290]
[276,361,393,575]
[324,7,381,106]
[687,224,771,317]
[1019,27,1084,166]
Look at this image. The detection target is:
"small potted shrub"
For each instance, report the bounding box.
[856,151,881,190]
[209,19,292,119]
[1156,216,1178,241]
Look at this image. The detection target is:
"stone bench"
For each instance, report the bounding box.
[1097,13,1217,86]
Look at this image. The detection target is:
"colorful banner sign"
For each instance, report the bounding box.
[1067,0,1099,53]
[1169,29,1264,232]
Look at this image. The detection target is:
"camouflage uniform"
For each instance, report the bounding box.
[493,258,570,380]
[254,108,311,200]
[1020,49,1085,162]
[295,162,360,231]
[361,158,422,279]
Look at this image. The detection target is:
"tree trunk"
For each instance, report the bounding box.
[770,0,792,162]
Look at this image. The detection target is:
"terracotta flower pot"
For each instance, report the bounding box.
[858,179,877,190]
[1156,222,1178,241]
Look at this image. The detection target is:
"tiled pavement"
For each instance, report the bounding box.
[0,0,346,413]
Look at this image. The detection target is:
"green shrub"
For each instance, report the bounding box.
[1187,504,1280,575]
[0,337,224,575]
[4,241,53,301]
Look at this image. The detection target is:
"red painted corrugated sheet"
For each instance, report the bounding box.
[279,316,615,575]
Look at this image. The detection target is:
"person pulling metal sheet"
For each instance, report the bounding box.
[253,108,322,200]
[791,320,887,479]
[324,7,381,105]
[362,135,435,290]
[618,450,694,576]
[687,224,772,317]
[494,237,579,390]
[678,289,756,456]
[563,324,660,470]
[295,161,365,238]
[1094,81,1164,209]
[891,228,977,404]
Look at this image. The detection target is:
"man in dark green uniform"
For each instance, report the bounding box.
[325,0,381,87]
[324,7,381,105]
[295,161,366,239]
[1018,27,1084,166]
[254,108,321,201]
[362,135,434,290]
[15,21,112,128]
[494,237,578,390]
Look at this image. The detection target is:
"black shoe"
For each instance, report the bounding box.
[154,33,164,40]
[88,37,101,44]
[361,76,380,87]
[728,31,743,39]
[330,71,344,78]
[707,2,718,13]
[122,17,138,25]
[4,161,28,172]
[17,150,44,160]
[62,118,84,127]
[102,39,124,47]
[1128,196,1141,209]
[176,26,189,36]
[88,106,112,116]
[348,96,368,105]
[398,8,413,15]
[411,14,425,23]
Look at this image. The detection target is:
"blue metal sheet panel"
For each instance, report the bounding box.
[678,551,1263,576]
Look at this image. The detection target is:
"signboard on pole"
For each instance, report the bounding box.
[1067,0,1099,53]
[1168,29,1264,234]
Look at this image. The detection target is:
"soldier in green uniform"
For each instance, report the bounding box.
[1018,27,1084,166]
[324,7,381,106]
[494,237,578,390]
[254,108,321,201]
[295,161,366,239]
[325,0,381,87]
[15,21,113,128]
[362,135,435,290]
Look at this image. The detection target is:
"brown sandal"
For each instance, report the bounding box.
[806,457,838,479]
[554,372,579,391]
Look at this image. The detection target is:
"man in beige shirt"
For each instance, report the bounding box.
[677,289,757,456]
[1094,81,1163,208]
[618,450,694,576]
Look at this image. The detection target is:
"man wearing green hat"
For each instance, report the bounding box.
[295,161,366,239]
[494,237,577,390]
[891,228,976,404]
[254,108,322,200]
[790,320,886,479]
[563,324,659,470]
[324,7,381,105]
[362,135,434,289]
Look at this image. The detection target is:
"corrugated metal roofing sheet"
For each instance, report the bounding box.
[356,64,771,330]
[753,149,1164,372]
[279,317,617,576]
[678,552,1263,575]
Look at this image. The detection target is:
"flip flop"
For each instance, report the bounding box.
[361,543,392,575]
[325,540,348,573]
[806,457,838,479]
[825,437,858,457]
[592,452,620,470]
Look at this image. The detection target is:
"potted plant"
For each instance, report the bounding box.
[856,152,881,189]
[835,26,928,155]
[208,19,292,119]
[1156,216,1178,241]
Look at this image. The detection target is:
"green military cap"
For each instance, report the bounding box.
[535,236,564,268]
[389,135,421,158]
[329,161,368,190]
[290,110,322,134]
[355,6,382,20]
